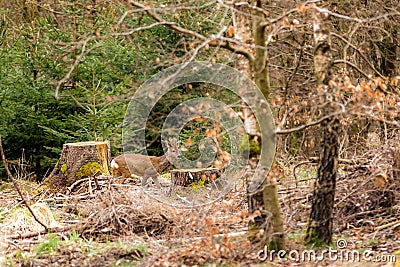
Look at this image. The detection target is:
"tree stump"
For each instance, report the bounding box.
[43,141,111,191]
[170,168,221,187]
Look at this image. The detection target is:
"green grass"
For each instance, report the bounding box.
[33,235,60,257]
[68,229,80,242]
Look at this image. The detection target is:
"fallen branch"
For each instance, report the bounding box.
[5,225,74,240]
[375,220,400,231]
[307,156,355,164]
[0,136,48,230]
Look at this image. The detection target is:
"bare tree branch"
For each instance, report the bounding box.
[128,1,255,62]
[312,6,400,23]
[54,21,176,99]
[275,109,345,135]
[333,59,371,79]
[332,32,385,79]
[54,40,99,100]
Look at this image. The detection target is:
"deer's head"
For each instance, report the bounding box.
[165,137,182,164]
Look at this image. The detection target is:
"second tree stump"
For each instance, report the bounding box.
[170,168,221,187]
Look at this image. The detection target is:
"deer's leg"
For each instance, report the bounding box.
[142,176,149,187]
[143,170,161,188]
[152,176,162,188]
[112,169,120,178]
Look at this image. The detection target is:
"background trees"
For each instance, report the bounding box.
[0,0,399,248]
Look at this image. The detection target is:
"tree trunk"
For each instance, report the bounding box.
[234,4,258,136]
[235,1,284,250]
[305,10,339,245]
[42,141,111,192]
[305,118,339,245]
[379,21,397,78]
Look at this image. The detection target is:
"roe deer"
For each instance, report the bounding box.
[110,138,181,187]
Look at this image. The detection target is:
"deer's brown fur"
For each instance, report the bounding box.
[111,138,181,187]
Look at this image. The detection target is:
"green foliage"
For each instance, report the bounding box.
[0,31,70,179]
[0,1,237,180]
[0,3,144,180]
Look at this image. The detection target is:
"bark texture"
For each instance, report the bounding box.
[43,141,111,191]
[236,0,284,250]
[305,10,339,245]
[170,168,221,186]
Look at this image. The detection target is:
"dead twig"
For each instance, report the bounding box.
[375,220,400,231]
[67,175,108,193]
[93,171,101,190]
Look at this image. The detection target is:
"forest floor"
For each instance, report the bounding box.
[0,147,400,266]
